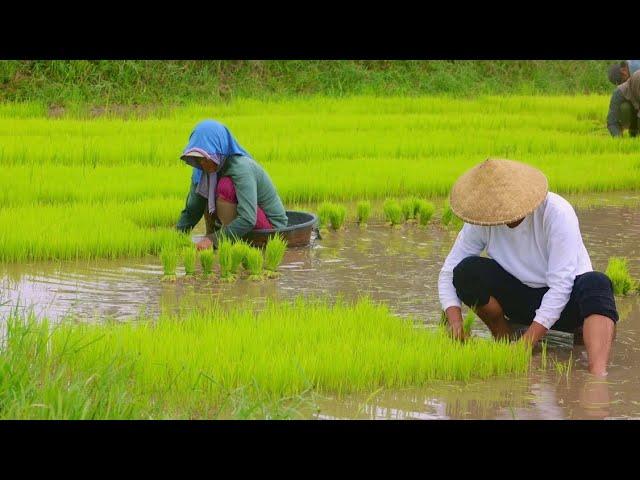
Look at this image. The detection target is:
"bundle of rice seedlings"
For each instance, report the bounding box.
[383,199,403,226]
[417,200,435,226]
[356,201,371,226]
[199,249,215,277]
[232,240,252,276]
[328,205,346,230]
[605,257,636,295]
[245,247,264,281]
[182,247,196,276]
[264,234,287,279]
[218,238,235,282]
[442,202,463,230]
[160,247,178,282]
[317,203,333,230]
[400,198,415,222]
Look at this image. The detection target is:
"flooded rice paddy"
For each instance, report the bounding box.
[2,200,640,419]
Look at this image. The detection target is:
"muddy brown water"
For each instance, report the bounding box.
[2,203,640,419]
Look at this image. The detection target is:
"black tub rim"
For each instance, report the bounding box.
[250,210,317,235]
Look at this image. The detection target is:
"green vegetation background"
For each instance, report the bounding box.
[0,60,615,106]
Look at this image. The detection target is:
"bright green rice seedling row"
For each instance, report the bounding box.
[2,96,638,261]
[264,234,287,278]
[605,257,637,295]
[0,297,531,419]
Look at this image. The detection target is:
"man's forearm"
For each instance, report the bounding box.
[521,321,549,346]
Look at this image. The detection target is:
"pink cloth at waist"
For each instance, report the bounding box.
[217,176,273,230]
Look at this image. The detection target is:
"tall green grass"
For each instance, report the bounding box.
[0,60,615,105]
[0,297,531,419]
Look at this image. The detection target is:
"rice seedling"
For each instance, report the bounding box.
[400,198,416,222]
[383,199,403,227]
[218,238,235,282]
[182,247,196,276]
[463,309,476,336]
[328,204,347,230]
[416,200,435,226]
[316,202,334,230]
[160,247,178,281]
[1,296,531,419]
[441,202,464,230]
[245,247,264,281]
[540,340,548,371]
[199,249,215,277]
[264,234,288,278]
[233,240,253,274]
[356,201,371,226]
[605,257,636,295]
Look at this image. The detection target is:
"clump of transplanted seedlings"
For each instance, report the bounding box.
[233,240,252,278]
[356,201,371,227]
[442,202,464,230]
[182,247,197,276]
[245,246,264,281]
[199,249,215,277]
[552,351,573,380]
[400,198,416,222]
[540,340,548,371]
[605,257,636,295]
[463,309,476,336]
[264,234,288,279]
[416,200,435,226]
[383,199,403,227]
[317,202,334,231]
[328,204,346,230]
[218,238,235,282]
[160,247,178,282]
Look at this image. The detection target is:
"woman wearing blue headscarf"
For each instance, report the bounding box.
[176,120,288,250]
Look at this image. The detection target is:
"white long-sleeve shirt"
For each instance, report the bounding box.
[438,192,592,329]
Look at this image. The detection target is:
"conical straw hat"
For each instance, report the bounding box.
[450,159,548,226]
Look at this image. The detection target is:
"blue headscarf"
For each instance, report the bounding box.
[181,119,251,214]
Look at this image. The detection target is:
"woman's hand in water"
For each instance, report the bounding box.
[195,237,213,250]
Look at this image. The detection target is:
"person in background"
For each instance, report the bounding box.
[175,120,288,249]
[438,159,618,377]
[607,70,640,137]
[607,60,640,86]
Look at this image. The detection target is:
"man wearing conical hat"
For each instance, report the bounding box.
[438,159,618,376]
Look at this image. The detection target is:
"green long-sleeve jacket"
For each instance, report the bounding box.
[217,155,288,238]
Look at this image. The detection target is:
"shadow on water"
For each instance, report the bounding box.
[2,203,640,419]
